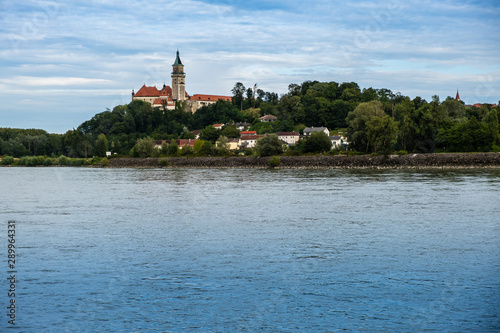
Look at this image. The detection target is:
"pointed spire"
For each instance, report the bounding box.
[455,89,460,101]
[173,50,183,66]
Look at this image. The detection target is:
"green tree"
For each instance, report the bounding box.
[94,133,109,157]
[301,131,332,154]
[346,100,386,153]
[166,139,179,156]
[231,82,246,109]
[220,125,240,138]
[254,134,286,156]
[199,125,221,143]
[366,115,398,154]
[131,137,155,158]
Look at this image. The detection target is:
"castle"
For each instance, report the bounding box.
[132,51,232,113]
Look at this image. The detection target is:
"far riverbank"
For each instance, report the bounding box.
[108,152,500,169]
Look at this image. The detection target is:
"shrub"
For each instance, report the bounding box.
[100,157,110,167]
[70,158,84,166]
[30,156,41,166]
[17,156,28,165]
[44,158,53,166]
[1,155,14,165]
[181,146,193,156]
[37,156,46,165]
[159,158,171,166]
[268,156,281,168]
[58,155,68,165]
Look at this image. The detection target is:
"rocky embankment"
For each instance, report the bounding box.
[108,153,500,169]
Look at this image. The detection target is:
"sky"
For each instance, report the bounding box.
[1,0,499,133]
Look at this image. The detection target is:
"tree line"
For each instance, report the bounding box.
[1,80,499,159]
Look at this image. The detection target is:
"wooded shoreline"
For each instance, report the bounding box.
[108,153,500,169]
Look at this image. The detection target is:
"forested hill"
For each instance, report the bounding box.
[1,80,499,158]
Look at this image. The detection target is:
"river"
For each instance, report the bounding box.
[1,167,499,332]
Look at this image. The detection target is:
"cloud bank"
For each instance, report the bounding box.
[1,0,499,132]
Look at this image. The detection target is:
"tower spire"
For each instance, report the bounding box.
[455,89,460,101]
[173,49,183,66]
[172,50,186,102]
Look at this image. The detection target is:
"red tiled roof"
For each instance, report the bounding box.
[213,123,224,128]
[260,115,277,119]
[134,84,161,97]
[177,139,198,147]
[240,135,257,141]
[241,131,257,135]
[240,135,265,141]
[160,85,172,96]
[153,98,173,105]
[189,94,232,102]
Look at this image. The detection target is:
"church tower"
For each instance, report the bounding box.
[171,50,186,102]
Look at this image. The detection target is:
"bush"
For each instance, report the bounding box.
[159,158,171,166]
[1,155,14,165]
[18,156,39,166]
[268,156,281,168]
[181,146,193,156]
[58,155,68,165]
[44,157,53,166]
[70,158,84,166]
[100,157,110,167]
[29,156,40,166]
[17,156,28,166]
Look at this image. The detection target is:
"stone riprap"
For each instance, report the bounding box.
[108,153,500,169]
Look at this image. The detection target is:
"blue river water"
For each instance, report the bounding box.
[1,167,499,332]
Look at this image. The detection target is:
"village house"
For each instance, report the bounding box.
[303,127,330,137]
[132,51,232,113]
[259,115,277,122]
[212,123,224,130]
[240,130,257,136]
[216,137,239,150]
[239,135,265,149]
[277,132,300,146]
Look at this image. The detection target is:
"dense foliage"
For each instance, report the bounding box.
[1,80,499,159]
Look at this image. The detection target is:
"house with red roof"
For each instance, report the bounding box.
[260,115,277,122]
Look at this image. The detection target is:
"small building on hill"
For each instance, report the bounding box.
[303,127,330,136]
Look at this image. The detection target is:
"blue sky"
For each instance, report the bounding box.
[1,0,499,133]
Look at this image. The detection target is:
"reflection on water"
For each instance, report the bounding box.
[1,167,499,332]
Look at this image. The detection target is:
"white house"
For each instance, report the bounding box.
[239,135,264,149]
[277,132,300,146]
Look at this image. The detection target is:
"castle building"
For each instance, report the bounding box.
[132,51,232,112]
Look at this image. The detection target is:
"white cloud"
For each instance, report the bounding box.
[0,0,499,132]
